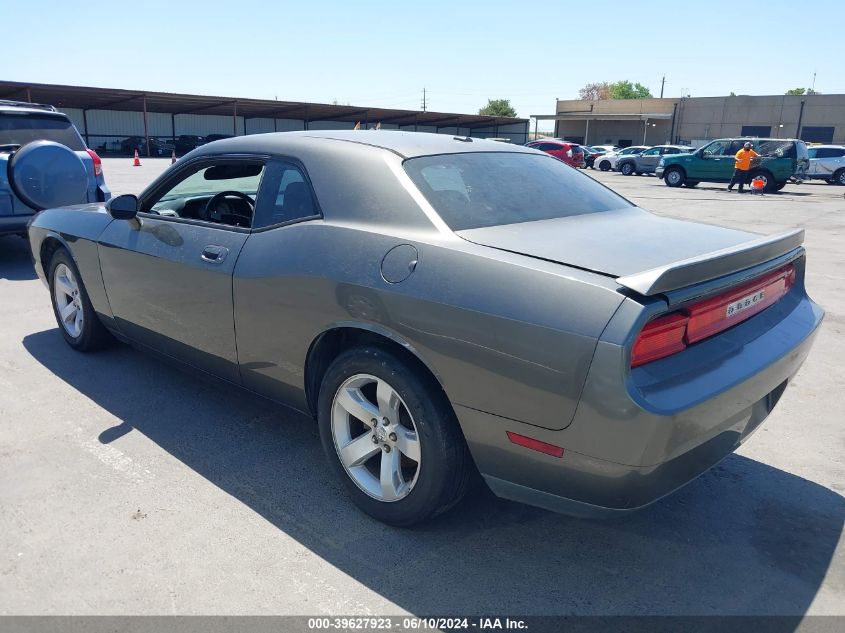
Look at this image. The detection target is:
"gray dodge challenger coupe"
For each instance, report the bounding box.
[27,131,823,526]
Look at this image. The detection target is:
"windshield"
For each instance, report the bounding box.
[403,152,631,231]
[0,113,86,151]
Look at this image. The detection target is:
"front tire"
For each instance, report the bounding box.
[48,248,113,351]
[834,169,845,186]
[598,160,611,171]
[664,167,685,187]
[318,345,472,526]
[620,162,635,176]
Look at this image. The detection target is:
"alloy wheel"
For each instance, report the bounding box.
[53,263,84,338]
[331,373,421,502]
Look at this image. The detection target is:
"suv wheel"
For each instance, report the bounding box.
[748,169,775,192]
[598,160,611,171]
[318,345,472,526]
[834,169,845,186]
[620,162,635,176]
[664,167,685,187]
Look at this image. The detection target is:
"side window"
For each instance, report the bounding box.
[662,147,680,155]
[252,160,319,229]
[641,148,660,156]
[701,140,729,157]
[145,160,264,228]
[817,148,845,158]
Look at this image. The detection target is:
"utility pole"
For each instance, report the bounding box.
[660,75,666,99]
[421,87,428,112]
[811,72,816,93]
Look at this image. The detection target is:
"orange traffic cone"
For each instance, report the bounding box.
[171,150,177,164]
[132,149,141,167]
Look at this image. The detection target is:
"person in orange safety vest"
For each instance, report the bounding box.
[728,141,760,193]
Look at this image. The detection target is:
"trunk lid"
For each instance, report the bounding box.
[456,207,804,295]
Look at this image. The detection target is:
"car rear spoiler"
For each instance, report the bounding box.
[616,229,805,296]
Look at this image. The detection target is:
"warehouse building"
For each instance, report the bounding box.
[0,80,529,155]
[534,94,845,147]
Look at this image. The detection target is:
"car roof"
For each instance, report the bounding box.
[194,130,536,160]
[0,101,67,118]
[810,144,845,149]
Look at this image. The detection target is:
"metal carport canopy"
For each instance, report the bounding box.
[0,80,526,130]
[530,113,673,121]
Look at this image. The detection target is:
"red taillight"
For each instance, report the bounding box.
[506,431,565,458]
[631,312,689,367]
[86,149,103,177]
[685,266,795,343]
[631,265,796,367]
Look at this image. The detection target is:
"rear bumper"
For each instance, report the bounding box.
[655,167,665,178]
[457,289,824,516]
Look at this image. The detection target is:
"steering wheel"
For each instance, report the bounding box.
[202,190,255,223]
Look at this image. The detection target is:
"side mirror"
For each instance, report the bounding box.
[106,194,139,220]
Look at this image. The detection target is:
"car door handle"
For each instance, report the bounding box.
[201,245,229,264]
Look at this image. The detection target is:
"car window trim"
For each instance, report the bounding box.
[137,153,270,233]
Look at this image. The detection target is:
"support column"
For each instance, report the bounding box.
[233,101,238,136]
[585,118,590,145]
[642,118,649,145]
[142,95,150,157]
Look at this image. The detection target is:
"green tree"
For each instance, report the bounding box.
[608,80,653,99]
[786,88,806,95]
[478,99,517,117]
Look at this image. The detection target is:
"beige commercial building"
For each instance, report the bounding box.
[534,94,845,147]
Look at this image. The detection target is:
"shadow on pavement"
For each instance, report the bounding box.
[0,236,37,281]
[23,328,845,616]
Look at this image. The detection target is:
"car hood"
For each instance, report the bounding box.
[456,206,759,279]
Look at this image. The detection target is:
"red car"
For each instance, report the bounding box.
[526,139,585,168]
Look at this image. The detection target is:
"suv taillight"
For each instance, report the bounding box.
[631,265,796,367]
[86,149,103,177]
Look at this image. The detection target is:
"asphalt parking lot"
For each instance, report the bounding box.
[1,157,843,616]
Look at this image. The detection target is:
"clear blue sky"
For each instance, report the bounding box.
[2,0,842,130]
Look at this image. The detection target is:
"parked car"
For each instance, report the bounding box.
[595,145,650,171]
[119,136,175,157]
[579,145,603,169]
[805,145,845,185]
[656,138,810,192]
[525,139,584,168]
[28,130,822,526]
[617,145,694,176]
[0,100,110,238]
[591,144,620,154]
[174,135,207,155]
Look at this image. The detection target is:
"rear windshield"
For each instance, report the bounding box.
[0,113,85,151]
[403,152,631,231]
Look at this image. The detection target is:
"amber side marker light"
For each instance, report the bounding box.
[506,431,565,458]
[631,265,796,367]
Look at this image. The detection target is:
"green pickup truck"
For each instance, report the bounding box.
[655,137,809,192]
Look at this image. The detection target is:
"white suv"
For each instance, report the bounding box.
[595,145,649,172]
[806,145,845,185]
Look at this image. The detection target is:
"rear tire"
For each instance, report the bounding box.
[664,167,685,187]
[834,169,845,186]
[318,345,472,526]
[620,162,635,176]
[748,169,776,192]
[48,248,114,352]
